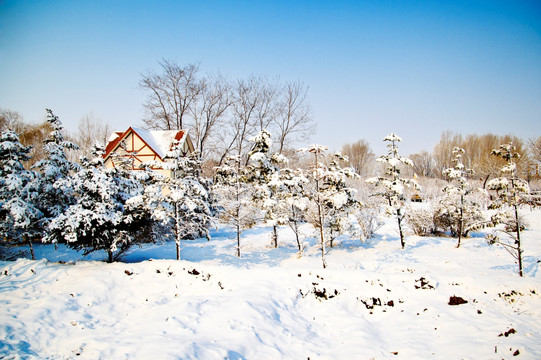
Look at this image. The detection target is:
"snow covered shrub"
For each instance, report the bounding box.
[46,144,150,263]
[486,143,530,277]
[366,133,419,249]
[351,179,384,241]
[355,205,383,240]
[433,204,485,237]
[405,207,435,236]
[502,212,529,232]
[0,130,42,259]
[414,177,447,203]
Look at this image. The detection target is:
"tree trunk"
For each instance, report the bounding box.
[175,202,181,260]
[317,203,326,269]
[107,250,113,263]
[236,223,241,257]
[26,235,35,260]
[272,225,278,248]
[457,194,464,248]
[330,229,334,248]
[397,209,405,249]
[482,174,490,189]
[293,218,302,252]
[514,204,523,277]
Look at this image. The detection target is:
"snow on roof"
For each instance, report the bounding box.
[105,128,188,160]
[107,132,123,143]
[131,128,187,159]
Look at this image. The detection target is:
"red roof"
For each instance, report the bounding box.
[103,128,191,161]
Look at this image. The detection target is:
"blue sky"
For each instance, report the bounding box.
[1,0,540,155]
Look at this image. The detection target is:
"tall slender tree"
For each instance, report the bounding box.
[213,155,258,257]
[33,109,79,227]
[437,147,484,247]
[486,143,530,277]
[152,144,212,260]
[366,133,418,249]
[244,130,286,247]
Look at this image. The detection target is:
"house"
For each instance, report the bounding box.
[103,127,195,177]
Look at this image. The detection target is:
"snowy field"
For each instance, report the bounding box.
[1,210,540,359]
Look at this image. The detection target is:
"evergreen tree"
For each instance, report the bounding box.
[486,143,530,277]
[152,143,213,260]
[436,147,484,247]
[322,152,362,248]
[268,167,309,253]
[46,144,148,262]
[0,130,42,259]
[214,155,258,257]
[366,133,418,249]
[299,145,329,268]
[299,146,360,267]
[33,109,79,228]
[245,130,288,248]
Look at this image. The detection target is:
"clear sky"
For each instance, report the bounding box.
[1,0,540,155]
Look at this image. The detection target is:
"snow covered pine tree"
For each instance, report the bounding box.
[213,155,258,257]
[322,152,362,248]
[486,143,530,277]
[437,147,485,247]
[268,167,309,253]
[245,130,288,248]
[138,141,212,260]
[33,109,79,236]
[299,145,361,268]
[0,130,42,259]
[366,133,419,249]
[46,144,149,262]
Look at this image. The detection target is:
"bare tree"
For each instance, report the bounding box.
[433,132,529,187]
[274,81,314,154]
[254,77,280,133]
[340,139,374,177]
[140,60,202,130]
[528,136,541,180]
[0,109,25,133]
[218,76,261,164]
[410,150,435,178]
[189,73,233,161]
[74,113,111,159]
[433,131,463,177]
[528,136,541,164]
[19,122,52,169]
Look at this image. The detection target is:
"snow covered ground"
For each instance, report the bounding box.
[1,210,540,359]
